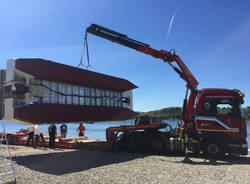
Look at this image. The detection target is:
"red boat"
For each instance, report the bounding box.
[0,58,137,124]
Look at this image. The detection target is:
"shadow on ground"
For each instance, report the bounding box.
[165,154,250,166]
[12,150,145,175]
[12,149,250,175]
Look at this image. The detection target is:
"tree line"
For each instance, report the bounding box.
[139,106,250,120]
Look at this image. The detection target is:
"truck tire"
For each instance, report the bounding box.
[127,135,143,153]
[202,140,225,158]
[149,135,167,154]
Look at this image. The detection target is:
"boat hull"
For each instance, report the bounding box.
[14,104,137,124]
[1,58,138,124]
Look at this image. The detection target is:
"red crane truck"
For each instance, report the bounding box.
[85,24,248,157]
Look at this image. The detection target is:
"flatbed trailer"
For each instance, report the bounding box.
[1,118,249,156]
[0,132,108,150]
[1,119,186,154]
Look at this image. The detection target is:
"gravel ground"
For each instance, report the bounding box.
[0,145,250,184]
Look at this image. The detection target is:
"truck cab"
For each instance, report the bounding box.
[195,88,248,156]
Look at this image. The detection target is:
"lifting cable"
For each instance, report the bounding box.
[77,32,93,70]
[30,83,122,102]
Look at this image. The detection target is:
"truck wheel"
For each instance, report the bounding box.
[150,136,166,154]
[203,140,225,158]
[127,135,143,153]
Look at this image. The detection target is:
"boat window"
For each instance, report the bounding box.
[79,87,84,105]
[114,92,117,107]
[66,84,72,105]
[107,91,111,107]
[59,83,66,104]
[110,91,115,107]
[73,85,79,105]
[42,81,50,104]
[117,92,122,107]
[96,89,101,106]
[91,88,96,106]
[86,87,90,105]
[102,90,106,106]
[32,96,41,104]
[111,91,114,106]
[33,79,42,85]
[14,71,26,83]
[51,82,58,104]
[34,80,124,108]
[101,89,106,106]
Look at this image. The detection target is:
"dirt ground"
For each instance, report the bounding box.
[0,145,250,184]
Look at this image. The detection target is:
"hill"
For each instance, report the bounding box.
[140,106,250,120]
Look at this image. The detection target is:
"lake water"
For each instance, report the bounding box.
[1,120,250,149]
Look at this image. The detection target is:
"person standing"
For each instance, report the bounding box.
[60,124,67,138]
[77,123,85,137]
[26,125,34,146]
[48,124,57,148]
[33,125,42,148]
[40,131,45,144]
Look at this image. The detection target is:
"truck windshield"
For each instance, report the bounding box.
[239,104,244,118]
[228,102,244,118]
[206,100,244,118]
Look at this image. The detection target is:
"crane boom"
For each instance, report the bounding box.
[86,24,199,91]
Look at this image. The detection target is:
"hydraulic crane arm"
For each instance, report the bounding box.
[86,24,199,91]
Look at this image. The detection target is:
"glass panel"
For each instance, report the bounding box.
[217,104,231,115]
[33,79,42,85]
[114,91,117,107]
[91,88,96,106]
[66,84,72,105]
[217,102,241,117]
[239,104,244,118]
[96,89,101,106]
[79,87,84,105]
[73,85,79,105]
[110,91,115,107]
[114,92,118,107]
[117,92,122,107]
[86,87,90,105]
[42,81,50,104]
[59,83,66,104]
[32,97,41,104]
[51,82,58,104]
[14,71,26,83]
[109,91,113,107]
[101,89,105,106]
[105,90,110,107]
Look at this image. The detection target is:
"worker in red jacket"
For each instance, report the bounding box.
[77,123,85,137]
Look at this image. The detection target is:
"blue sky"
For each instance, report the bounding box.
[0,0,250,112]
